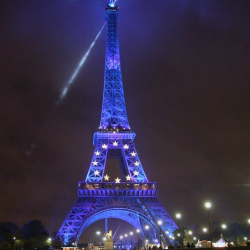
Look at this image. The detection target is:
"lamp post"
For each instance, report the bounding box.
[157,220,163,248]
[205,202,212,248]
[125,234,128,250]
[136,229,140,250]
[176,213,181,228]
[130,232,133,248]
[120,236,123,249]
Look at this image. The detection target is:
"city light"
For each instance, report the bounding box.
[248,219,250,224]
[145,225,149,230]
[176,213,181,219]
[188,231,193,235]
[130,232,133,235]
[221,224,227,229]
[157,220,163,226]
[96,231,101,235]
[165,231,169,234]
[103,237,107,241]
[205,202,212,208]
[203,228,208,233]
[136,229,140,233]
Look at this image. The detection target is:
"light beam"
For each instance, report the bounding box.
[57,22,106,103]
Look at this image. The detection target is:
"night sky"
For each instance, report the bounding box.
[1,0,250,243]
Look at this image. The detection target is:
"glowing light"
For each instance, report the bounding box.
[123,144,129,149]
[95,151,100,156]
[145,225,149,230]
[133,170,139,176]
[115,177,121,183]
[157,220,163,226]
[134,161,140,166]
[244,237,247,241]
[177,233,180,237]
[165,231,169,234]
[94,170,100,176]
[103,237,107,241]
[136,229,140,233]
[203,228,207,233]
[58,23,106,102]
[131,151,137,156]
[130,232,133,235]
[125,234,128,237]
[113,141,118,146]
[120,236,123,239]
[193,237,197,240]
[102,144,108,149]
[109,2,115,7]
[248,219,250,224]
[104,175,110,181]
[205,202,212,208]
[176,213,181,219]
[221,224,227,229]
[92,160,98,166]
[96,231,101,235]
[188,231,193,235]
[126,175,131,181]
[154,239,158,243]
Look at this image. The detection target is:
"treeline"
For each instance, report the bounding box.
[0,220,61,250]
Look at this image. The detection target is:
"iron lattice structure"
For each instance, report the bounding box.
[56,2,178,246]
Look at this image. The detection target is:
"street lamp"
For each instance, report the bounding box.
[244,237,247,241]
[125,234,128,249]
[120,236,123,249]
[130,232,133,248]
[176,213,181,228]
[203,228,208,233]
[204,202,212,248]
[221,224,227,229]
[145,225,149,230]
[188,231,193,235]
[136,229,140,250]
[157,220,163,247]
[248,219,250,224]
[96,231,101,235]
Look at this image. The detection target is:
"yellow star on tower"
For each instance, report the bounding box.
[92,160,98,166]
[131,151,137,157]
[133,170,139,176]
[94,170,100,176]
[104,174,110,181]
[126,175,131,181]
[115,177,121,183]
[134,161,140,166]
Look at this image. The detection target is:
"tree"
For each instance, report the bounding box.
[0,222,18,249]
[20,220,47,239]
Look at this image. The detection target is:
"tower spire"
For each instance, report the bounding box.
[99,3,130,131]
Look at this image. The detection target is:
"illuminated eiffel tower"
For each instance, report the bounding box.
[56,1,177,246]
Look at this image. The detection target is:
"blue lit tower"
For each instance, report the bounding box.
[56,1,177,246]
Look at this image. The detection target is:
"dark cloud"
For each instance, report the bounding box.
[0,0,250,242]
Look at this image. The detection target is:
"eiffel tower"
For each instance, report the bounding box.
[56,1,178,246]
